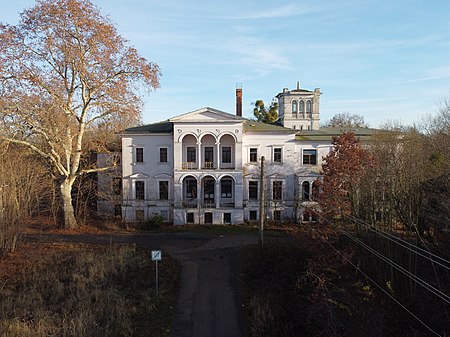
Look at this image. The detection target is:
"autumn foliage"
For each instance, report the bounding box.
[0,0,160,228]
[315,131,373,219]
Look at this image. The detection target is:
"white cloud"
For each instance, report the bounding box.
[228,3,315,20]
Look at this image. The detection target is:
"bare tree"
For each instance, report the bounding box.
[0,143,53,254]
[0,0,160,228]
[323,112,368,128]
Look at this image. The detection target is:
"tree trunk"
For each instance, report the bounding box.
[60,178,77,229]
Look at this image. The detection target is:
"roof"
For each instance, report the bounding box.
[123,107,298,135]
[123,121,173,134]
[295,126,381,141]
[243,120,297,134]
[169,107,244,122]
[275,87,317,98]
[290,89,313,93]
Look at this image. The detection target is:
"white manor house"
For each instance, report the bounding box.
[98,83,375,225]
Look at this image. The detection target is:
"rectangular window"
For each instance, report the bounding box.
[303,149,317,165]
[222,147,231,163]
[112,177,122,195]
[187,147,196,162]
[273,147,282,163]
[221,180,232,198]
[273,210,281,221]
[272,181,282,201]
[136,147,144,163]
[249,210,257,221]
[187,212,195,224]
[204,147,214,163]
[249,181,258,200]
[159,181,169,200]
[114,204,122,217]
[303,211,310,222]
[135,181,145,200]
[159,148,168,163]
[135,209,145,222]
[223,212,231,224]
[249,148,258,162]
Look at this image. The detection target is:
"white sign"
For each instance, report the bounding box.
[151,250,162,261]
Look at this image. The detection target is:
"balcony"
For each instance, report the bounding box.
[182,162,196,170]
[220,202,235,208]
[182,200,198,208]
[201,202,216,209]
[202,162,214,169]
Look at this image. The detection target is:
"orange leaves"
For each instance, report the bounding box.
[317,131,374,218]
[1,0,160,228]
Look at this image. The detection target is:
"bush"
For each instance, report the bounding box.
[139,214,165,230]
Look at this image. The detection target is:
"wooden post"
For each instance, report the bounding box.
[259,156,265,248]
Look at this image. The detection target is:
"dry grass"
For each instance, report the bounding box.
[0,243,179,337]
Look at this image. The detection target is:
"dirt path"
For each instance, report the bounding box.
[26,232,264,337]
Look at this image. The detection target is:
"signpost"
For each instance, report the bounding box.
[151,250,162,295]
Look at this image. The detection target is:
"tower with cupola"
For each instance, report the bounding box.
[276,82,321,131]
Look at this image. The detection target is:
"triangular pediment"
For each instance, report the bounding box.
[154,173,172,179]
[127,173,150,179]
[169,107,244,123]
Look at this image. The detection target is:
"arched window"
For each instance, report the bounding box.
[312,179,321,200]
[302,181,310,200]
[299,100,304,113]
[306,100,312,114]
[292,100,297,114]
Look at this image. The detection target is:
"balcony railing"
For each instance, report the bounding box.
[220,202,235,208]
[182,162,196,170]
[202,162,214,169]
[181,162,236,170]
[182,200,198,208]
[201,202,216,208]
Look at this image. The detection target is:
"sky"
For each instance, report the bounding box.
[2,0,450,127]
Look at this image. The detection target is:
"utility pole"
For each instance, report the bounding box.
[259,156,265,248]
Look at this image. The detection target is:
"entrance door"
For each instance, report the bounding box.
[204,212,213,224]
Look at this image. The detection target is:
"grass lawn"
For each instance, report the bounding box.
[0,243,180,337]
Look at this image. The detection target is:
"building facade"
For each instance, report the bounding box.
[114,84,338,225]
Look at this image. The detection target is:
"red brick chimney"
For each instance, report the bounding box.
[236,84,242,117]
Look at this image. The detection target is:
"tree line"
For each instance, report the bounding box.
[316,104,449,244]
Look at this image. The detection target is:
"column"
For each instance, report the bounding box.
[215,180,220,208]
[197,142,202,169]
[215,142,220,169]
[197,178,202,208]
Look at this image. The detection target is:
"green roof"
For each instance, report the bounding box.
[243,120,297,133]
[123,121,173,134]
[295,126,381,141]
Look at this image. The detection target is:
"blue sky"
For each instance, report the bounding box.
[3,0,450,127]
